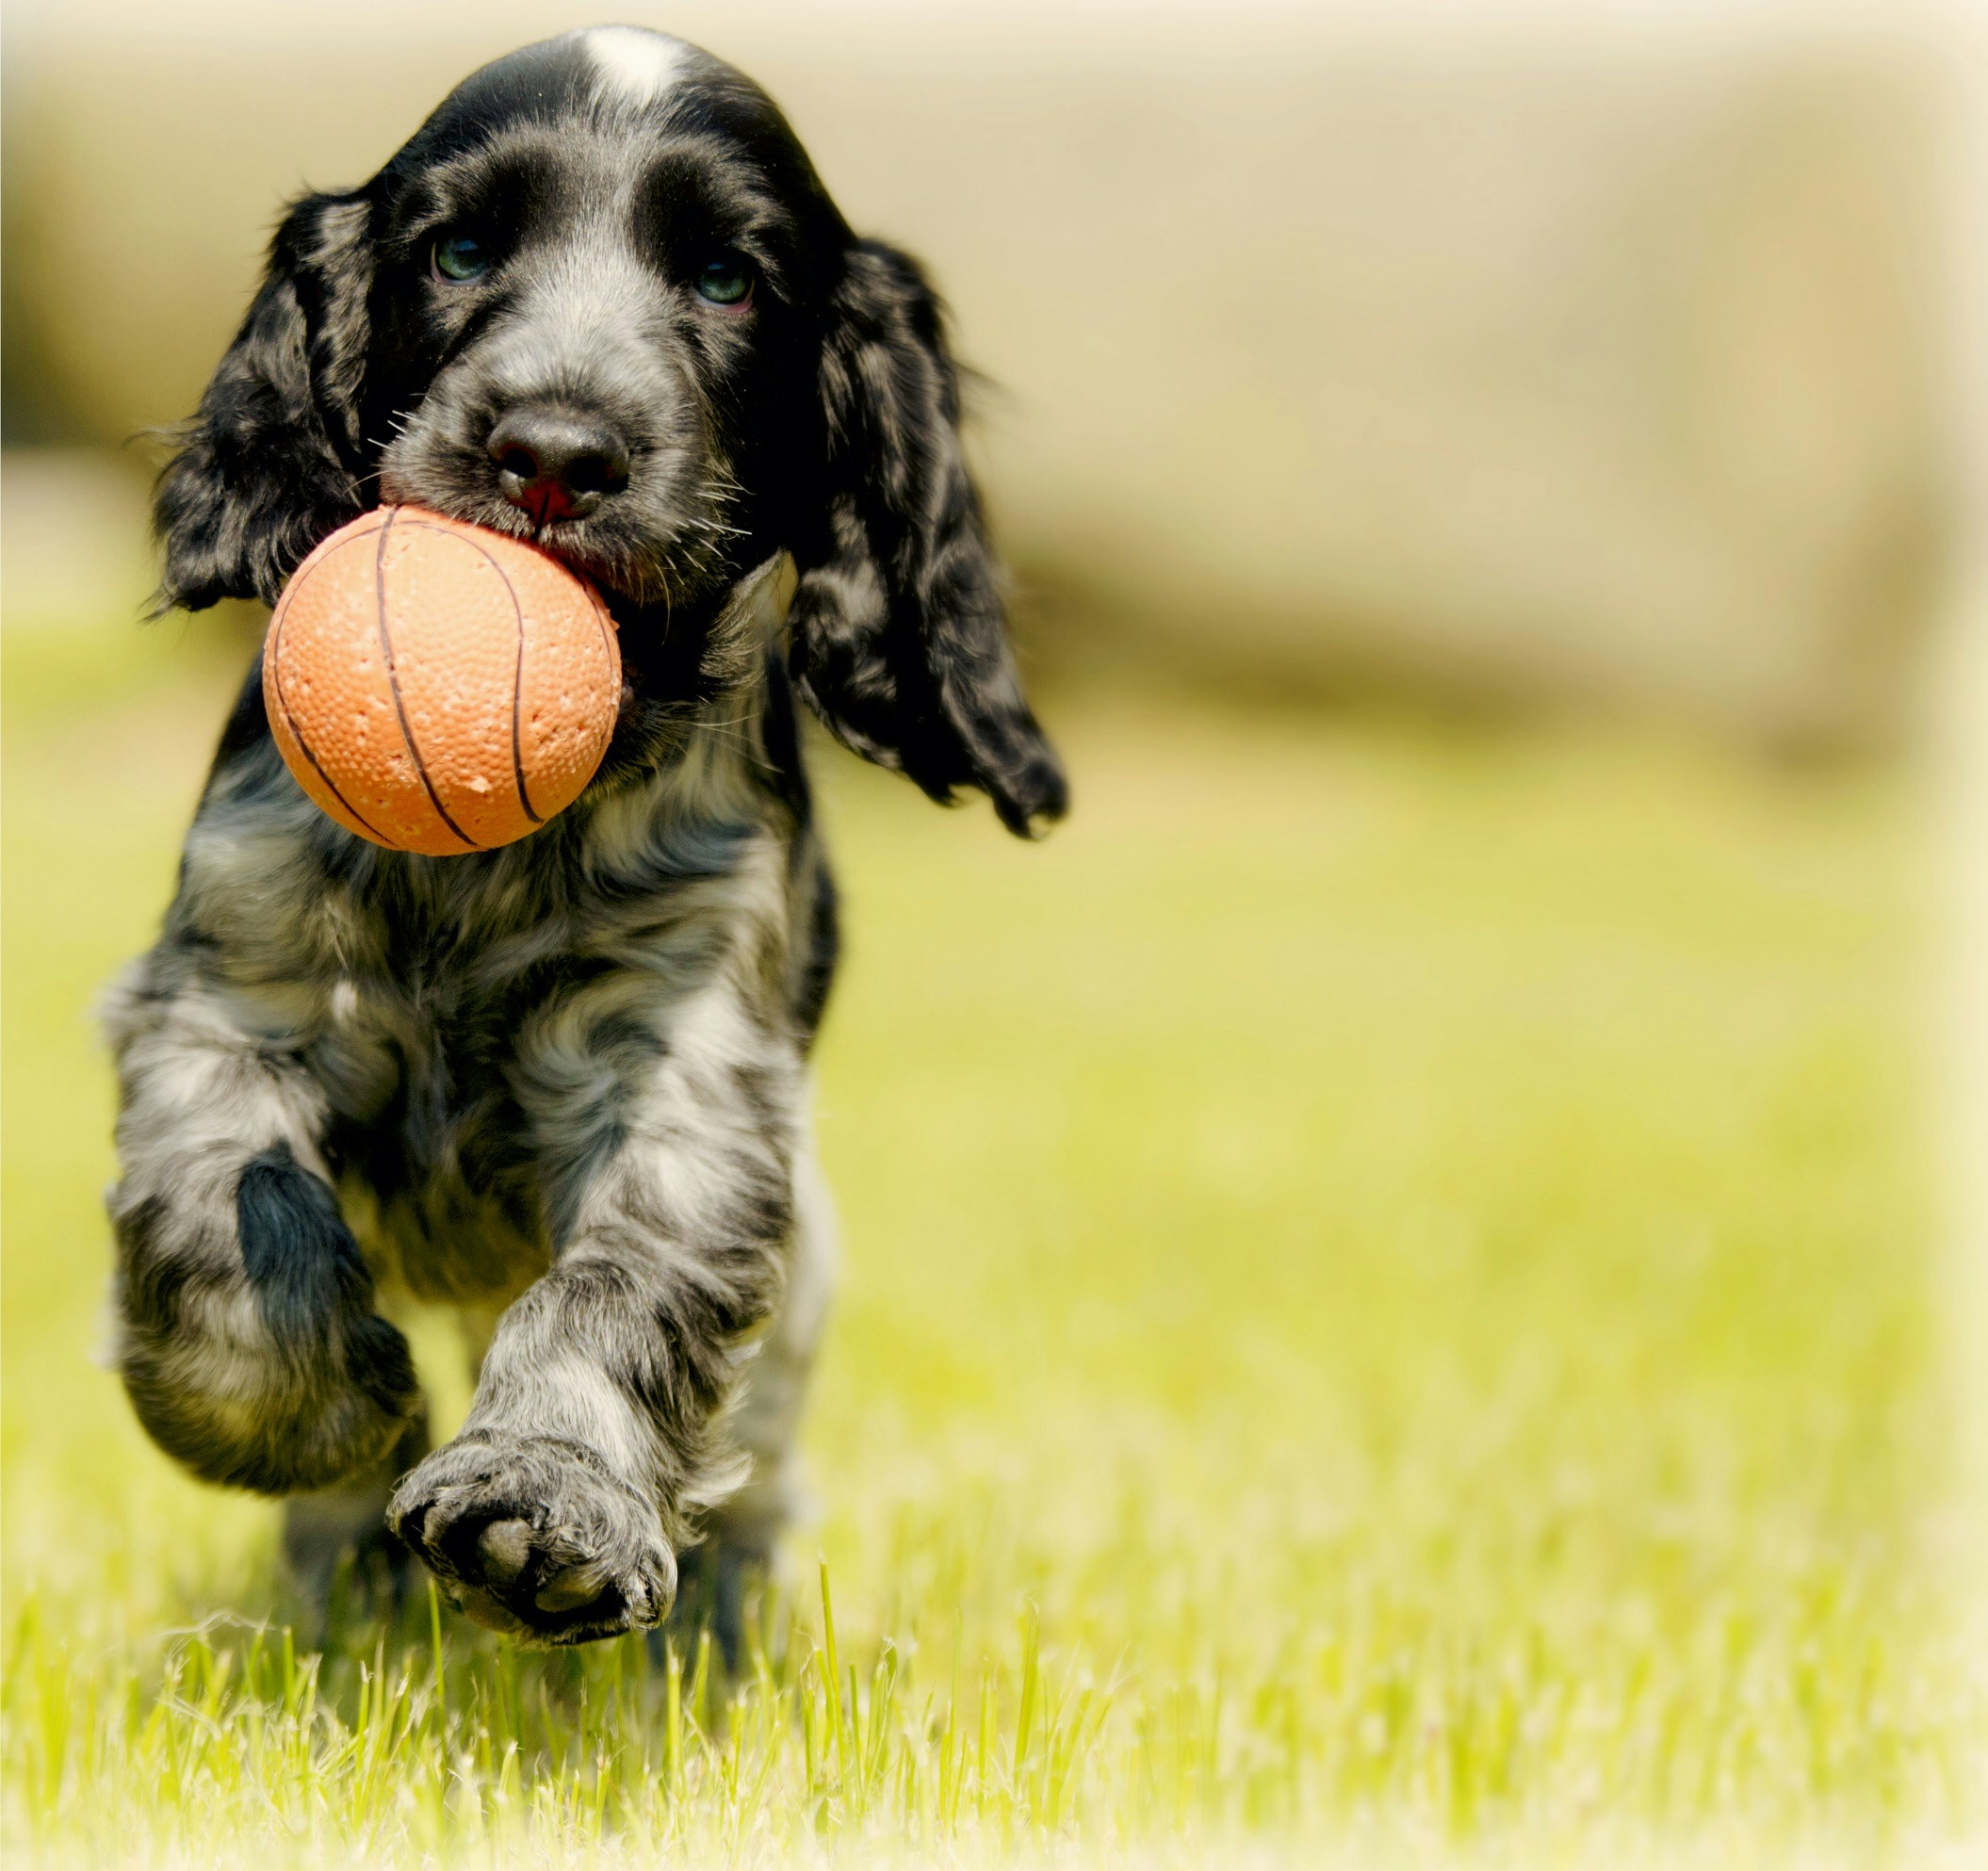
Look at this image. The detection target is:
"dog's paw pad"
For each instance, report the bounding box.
[476,1518,533,1586]
[535,1561,611,1615]
[386,1436,674,1645]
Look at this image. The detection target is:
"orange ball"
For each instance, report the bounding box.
[262,507,620,855]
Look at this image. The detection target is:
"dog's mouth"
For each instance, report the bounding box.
[374,401,741,616]
[372,467,734,617]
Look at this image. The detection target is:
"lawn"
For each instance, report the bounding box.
[1,609,1979,1865]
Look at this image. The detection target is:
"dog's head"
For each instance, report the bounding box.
[156,26,1063,834]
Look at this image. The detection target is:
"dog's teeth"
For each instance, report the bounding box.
[477,1519,533,1586]
[535,1564,607,1614]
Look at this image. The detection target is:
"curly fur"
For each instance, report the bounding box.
[107,25,1062,1649]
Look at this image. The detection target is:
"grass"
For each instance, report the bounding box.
[1,609,1980,1866]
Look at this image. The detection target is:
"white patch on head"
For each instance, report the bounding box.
[583,26,686,106]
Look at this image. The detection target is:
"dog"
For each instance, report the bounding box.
[106,24,1064,1648]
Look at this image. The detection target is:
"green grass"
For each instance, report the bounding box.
[1,612,1979,1865]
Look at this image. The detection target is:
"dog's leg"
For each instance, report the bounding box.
[106,973,421,1496]
[282,1411,430,1621]
[671,1126,836,1667]
[388,974,799,1645]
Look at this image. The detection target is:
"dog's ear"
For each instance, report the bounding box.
[787,240,1066,837]
[154,191,373,612]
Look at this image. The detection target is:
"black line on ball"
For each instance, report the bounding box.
[375,507,481,852]
[269,544,395,846]
[416,527,543,824]
[396,516,618,829]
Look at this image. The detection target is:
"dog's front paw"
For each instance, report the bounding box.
[386,1433,674,1645]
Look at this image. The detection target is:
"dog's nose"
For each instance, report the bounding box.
[486,409,630,525]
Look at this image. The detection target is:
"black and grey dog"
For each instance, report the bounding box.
[106,25,1063,1648]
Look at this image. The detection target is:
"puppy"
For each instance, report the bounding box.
[106,25,1063,1647]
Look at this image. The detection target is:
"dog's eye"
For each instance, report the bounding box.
[432,232,489,283]
[694,253,754,307]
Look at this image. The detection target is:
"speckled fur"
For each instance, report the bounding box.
[107,28,1061,1647]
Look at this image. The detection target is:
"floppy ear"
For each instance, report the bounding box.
[788,240,1067,836]
[154,191,373,611]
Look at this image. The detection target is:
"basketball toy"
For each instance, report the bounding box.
[262,507,620,855]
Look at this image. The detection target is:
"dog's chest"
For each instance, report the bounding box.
[316,940,562,1300]
[302,841,763,1301]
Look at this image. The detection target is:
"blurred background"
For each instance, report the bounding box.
[0,0,1964,742]
[5,1,1987,1862]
